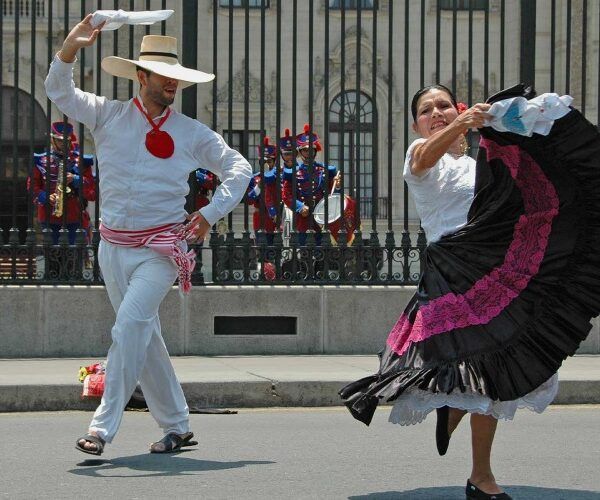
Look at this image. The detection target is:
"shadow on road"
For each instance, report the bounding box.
[349,485,600,499]
[68,451,274,478]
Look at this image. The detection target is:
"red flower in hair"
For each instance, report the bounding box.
[456,102,468,114]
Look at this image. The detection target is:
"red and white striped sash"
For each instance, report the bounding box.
[99,222,196,294]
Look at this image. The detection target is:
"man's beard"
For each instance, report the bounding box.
[148,85,175,107]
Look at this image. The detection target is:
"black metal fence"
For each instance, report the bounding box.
[0,0,598,285]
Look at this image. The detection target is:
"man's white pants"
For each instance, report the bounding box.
[89,241,189,443]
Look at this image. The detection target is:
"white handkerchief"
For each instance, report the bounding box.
[91,9,174,31]
[484,93,573,137]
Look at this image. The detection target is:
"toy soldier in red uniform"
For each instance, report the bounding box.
[194,168,215,211]
[282,124,340,246]
[30,121,96,245]
[246,136,279,245]
[279,128,299,169]
[192,167,216,281]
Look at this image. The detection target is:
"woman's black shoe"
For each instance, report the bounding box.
[435,405,450,455]
[466,480,512,499]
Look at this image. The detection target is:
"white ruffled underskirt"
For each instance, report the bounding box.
[388,373,559,426]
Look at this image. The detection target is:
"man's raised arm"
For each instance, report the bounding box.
[45,14,109,132]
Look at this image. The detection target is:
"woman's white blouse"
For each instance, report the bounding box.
[403,138,476,244]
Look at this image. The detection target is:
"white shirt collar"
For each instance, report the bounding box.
[135,95,170,121]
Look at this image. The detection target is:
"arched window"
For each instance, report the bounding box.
[328,90,378,218]
[0,86,47,240]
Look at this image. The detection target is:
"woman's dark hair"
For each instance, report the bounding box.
[411,84,457,121]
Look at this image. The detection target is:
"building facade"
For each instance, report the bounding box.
[0,0,598,282]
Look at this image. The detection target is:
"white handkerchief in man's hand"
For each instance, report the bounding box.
[91,9,174,31]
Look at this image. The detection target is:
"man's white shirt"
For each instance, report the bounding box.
[45,55,251,230]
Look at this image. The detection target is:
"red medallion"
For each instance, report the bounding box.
[134,97,175,159]
[145,129,175,159]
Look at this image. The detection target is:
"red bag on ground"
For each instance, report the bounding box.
[82,373,105,398]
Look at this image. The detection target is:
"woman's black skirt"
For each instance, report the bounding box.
[340,85,600,425]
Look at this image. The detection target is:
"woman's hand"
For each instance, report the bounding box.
[411,102,491,176]
[453,103,491,131]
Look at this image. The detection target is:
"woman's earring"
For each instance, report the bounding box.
[461,135,469,156]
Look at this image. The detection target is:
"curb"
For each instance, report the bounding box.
[1,379,599,412]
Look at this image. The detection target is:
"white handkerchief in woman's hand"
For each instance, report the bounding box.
[484,93,573,137]
[91,9,174,31]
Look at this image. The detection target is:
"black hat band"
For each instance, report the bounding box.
[139,51,178,59]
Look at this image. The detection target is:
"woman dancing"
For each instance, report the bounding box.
[340,83,600,500]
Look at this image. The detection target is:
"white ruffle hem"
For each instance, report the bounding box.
[388,373,558,426]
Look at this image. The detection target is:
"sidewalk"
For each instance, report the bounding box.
[1,355,599,412]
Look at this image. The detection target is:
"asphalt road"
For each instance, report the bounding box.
[1,406,599,499]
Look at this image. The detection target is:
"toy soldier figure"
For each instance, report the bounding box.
[192,167,216,281]
[282,124,340,246]
[247,136,279,245]
[194,167,216,211]
[279,128,299,246]
[30,121,96,245]
[279,128,299,169]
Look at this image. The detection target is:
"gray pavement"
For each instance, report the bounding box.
[0,355,599,411]
[0,406,599,499]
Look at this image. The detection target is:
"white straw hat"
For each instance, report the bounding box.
[101,35,214,89]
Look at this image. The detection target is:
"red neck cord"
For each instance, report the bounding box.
[133,97,171,130]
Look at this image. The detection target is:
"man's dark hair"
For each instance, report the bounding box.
[135,65,152,77]
[411,84,458,121]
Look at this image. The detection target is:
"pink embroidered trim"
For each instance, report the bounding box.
[387,139,559,356]
[100,222,196,294]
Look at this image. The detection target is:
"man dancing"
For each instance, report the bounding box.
[45,14,252,455]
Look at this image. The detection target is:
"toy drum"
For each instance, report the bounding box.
[313,194,358,244]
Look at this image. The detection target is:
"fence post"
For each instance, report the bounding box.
[519,0,536,87]
[181,0,198,120]
[181,0,200,275]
